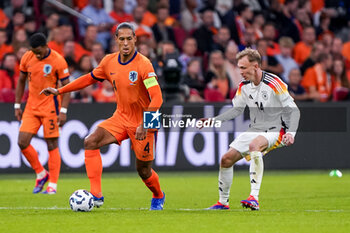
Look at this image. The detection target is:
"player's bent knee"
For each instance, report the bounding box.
[249,136,268,152]
[18,142,29,150]
[17,138,29,150]
[221,148,242,167]
[221,154,234,168]
[84,136,99,150]
[47,144,58,151]
[137,167,151,179]
[249,141,265,152]
[249,143,259,152]
[46,139,58,151]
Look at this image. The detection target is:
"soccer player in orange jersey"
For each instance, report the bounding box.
[15,33,70,194]
[41,22,165,210]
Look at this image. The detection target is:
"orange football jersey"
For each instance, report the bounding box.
[91,51,157,127]
[20,49,70,116]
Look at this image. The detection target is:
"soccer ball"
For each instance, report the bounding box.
[69,189,94,212]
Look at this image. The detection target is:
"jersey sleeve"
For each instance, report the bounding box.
[276,82,295,107]
[56,57,70,80]
[232,82,247,108]
[141,58,157,81]
[19,51,30,72]
[218,82,247,120]
[140,58,158,89]
[91,55,109,82]
[276,80,300,137]
[214,84,246,122]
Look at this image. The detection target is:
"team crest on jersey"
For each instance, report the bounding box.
[43,64,52,77]
[262,90,268,100]
[129,71,138,83]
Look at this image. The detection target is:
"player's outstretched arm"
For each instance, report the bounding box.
[196,105,245,130]
[41,73,98,96]
[213,107,245,123]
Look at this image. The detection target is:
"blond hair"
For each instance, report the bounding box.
[279,36,294,48]
[236,48,261,65]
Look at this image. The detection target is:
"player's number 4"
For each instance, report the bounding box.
[144,142,150,153]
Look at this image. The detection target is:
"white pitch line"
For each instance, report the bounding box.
[0,206,69,210]
[0,207,348,212]
[305,210,345,213]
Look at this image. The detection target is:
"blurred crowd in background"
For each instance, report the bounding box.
[1,0,350,103]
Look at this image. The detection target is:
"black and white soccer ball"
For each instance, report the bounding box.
[69,189,94,212]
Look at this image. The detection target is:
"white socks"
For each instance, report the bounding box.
[217,151,263,205]
[218,166,233,205]
[48,182,57,190]
[36,169,47,179]
[249,151,264,200]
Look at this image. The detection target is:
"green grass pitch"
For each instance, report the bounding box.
[0,170,349,233]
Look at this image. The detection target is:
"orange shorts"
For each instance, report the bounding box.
[19,110,59,138]
[98,115,157,161]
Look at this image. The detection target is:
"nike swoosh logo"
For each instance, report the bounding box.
[110,72,116,75]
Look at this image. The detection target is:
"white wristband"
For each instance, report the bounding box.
[14,103,21,109]
[60,107,67,114]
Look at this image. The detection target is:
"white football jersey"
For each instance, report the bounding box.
[233,71,298,135]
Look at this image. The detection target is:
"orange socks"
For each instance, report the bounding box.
[48,147,61,184]
[142,169,163,198]
[22,145,61,186]
[21,145,44,174]
[85,149,103,197]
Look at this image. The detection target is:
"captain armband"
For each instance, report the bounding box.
[143,77,159,89]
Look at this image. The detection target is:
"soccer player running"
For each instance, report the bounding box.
[15,33,71,194]
[41,22,165,210]
[205,48,300,210]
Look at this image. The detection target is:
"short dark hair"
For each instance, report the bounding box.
[92,42,104,48]
[157,4,169,12]
[1,53,17,71]
[236,3,249,15]
[64,56,77,69]
[115,22,135,36]
[29,33,47,48]
[256,38,268,47]
[198,6,214,14]
[2,52,17,63]
[317,53,331,63]
[263,21,276,30]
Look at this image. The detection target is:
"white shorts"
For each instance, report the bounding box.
[229,129,285,157]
